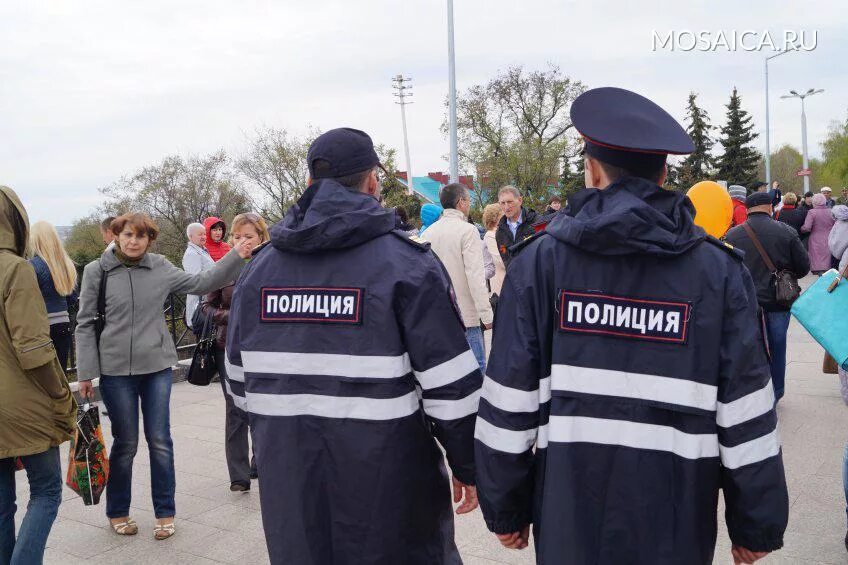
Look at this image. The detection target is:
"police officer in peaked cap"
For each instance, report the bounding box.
[225,127,483,564]
[475,87,788,564]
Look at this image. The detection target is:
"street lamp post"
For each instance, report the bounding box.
[392,75,415,196]
[447,0,459,183]
[780,88,824,193]
[764,49,794,186]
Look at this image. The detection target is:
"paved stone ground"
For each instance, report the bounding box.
[12,276,848,564]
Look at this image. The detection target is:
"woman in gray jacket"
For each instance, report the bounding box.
[75,213,251,540]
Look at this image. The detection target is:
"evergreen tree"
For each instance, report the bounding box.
[715,87,761,188]
[678,92,715,189]
[560,154,585,196]
[664,160,682,192]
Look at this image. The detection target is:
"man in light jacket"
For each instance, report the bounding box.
[183,222,214,328]
[423,183,494,372]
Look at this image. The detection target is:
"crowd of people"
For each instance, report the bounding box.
[0,86,846,565]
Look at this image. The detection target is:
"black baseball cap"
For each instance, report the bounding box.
[307,128,383,179]
[745,192,773,208]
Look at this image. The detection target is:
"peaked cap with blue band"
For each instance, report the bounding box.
[570,87,695,175]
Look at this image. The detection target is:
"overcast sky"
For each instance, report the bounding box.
[1,0,845,226]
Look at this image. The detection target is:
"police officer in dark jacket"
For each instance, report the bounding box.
[475,87,789,565]
[226,128,481,565]
[725,192,810,402]
[494,185,538,267]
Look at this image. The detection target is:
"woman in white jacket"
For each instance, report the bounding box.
[182,222,214,328]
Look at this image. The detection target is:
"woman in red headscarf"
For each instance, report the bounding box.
[203,216,232,262]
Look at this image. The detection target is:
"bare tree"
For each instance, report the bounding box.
[449,64,586,207]
[101,150,250,265]
[236,126,320,223]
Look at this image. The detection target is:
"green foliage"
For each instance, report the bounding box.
[715,87,761,188]
[756,145,805,195]
[64,214,105,267]
[451,64,586,198]
[678,92,715,189]
[560,154,585,198]
[818,113,848,190]
[664,159,684,192]
[377,144,423,226]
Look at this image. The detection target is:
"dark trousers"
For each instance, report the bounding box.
[765,310,791,401]
[215,349,255,484]
[0,448,62,565]
[99,370,176,519]
[50,323,72,375]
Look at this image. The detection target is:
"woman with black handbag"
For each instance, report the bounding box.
[74,213,252,540]
[200,213,269,492]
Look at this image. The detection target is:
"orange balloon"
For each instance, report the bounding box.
[687,181,733,238]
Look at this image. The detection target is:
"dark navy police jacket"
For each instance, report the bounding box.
[476,177,789,565]
[226,179,482,565]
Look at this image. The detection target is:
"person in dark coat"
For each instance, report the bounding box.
[200,213,268,492]
[769,180,783,208]
[799,191,815,212]
[776,192,807,235]
[476,87,789,565]
[726,192,810,402]
[544,195,562,216]
[226,128,481,564]
[494,186,538,267]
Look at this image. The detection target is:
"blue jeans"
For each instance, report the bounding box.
[99,369,175,519]
[764,311,791,401]
[466,327,486,374]
[0,447,62,565]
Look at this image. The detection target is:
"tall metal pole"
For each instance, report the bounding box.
[392,75,415,195]
[764,49,794,186]
[764,58,771,185]
[781,88,823,194]
[447,0,459,183]
[800,96,810,193]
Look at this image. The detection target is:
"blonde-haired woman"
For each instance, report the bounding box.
[200,213,269,491]
[482,204,505,296]
[29,221,78,374]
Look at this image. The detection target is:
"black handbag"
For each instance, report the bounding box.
[94,261,108,345]
[186,311,217,386]
[190,298,208,340]
[742,222,801,307]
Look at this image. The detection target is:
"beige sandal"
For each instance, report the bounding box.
[110,518,138,536]
[153,521,176,540]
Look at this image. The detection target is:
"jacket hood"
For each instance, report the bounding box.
[204,216,227,240]
[833,204,848,222]
[420,203,443,230]
[548,177,705,257]
[271,179,397,253]
[0,186,30,257]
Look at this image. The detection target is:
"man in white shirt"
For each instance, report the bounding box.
[182,222,214,328]
[423,183,494,371]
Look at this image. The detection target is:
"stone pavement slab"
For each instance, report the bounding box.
[12,276,848,563]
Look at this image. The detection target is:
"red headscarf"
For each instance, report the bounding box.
[203,216,232,262]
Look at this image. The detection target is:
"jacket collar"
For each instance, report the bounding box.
[441,208,467,221]
[187,242,209,255]
[100,247,154,271]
